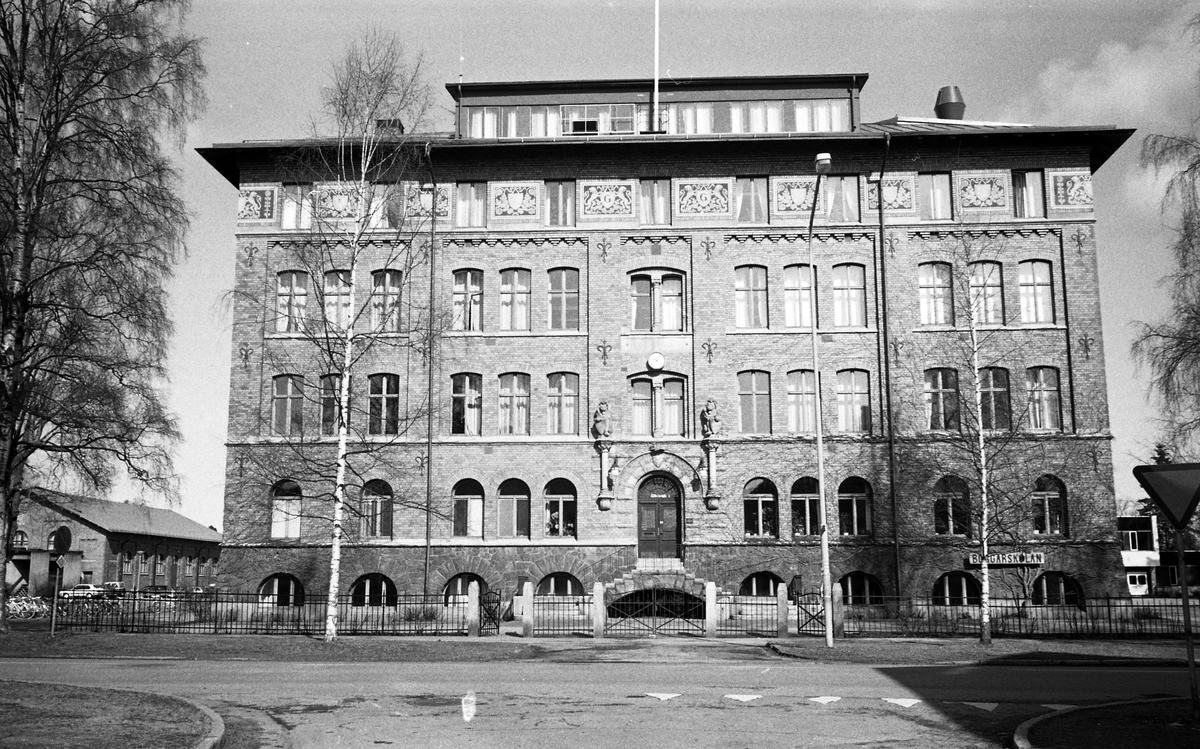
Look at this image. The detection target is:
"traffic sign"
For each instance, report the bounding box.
[55,555,65,569]
[1133,463,1200,531]
[53,526,72,554]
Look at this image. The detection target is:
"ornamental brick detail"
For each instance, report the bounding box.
[580,181,635,217]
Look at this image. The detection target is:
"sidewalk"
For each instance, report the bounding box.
[1015,698,1199,749]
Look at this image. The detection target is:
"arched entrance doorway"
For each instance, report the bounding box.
[638,475,681,559]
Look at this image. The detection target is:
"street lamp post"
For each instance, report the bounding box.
[807,152,834,648]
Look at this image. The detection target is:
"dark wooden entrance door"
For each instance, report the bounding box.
[638,476,681,558]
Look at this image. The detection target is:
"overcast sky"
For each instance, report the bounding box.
[148,0,1196,529]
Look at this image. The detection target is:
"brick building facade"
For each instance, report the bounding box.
[200,74,1131,609]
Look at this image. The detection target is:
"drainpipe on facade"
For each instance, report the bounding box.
[424,143,438,596]
[875,133,903,598]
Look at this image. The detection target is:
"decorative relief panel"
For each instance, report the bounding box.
[676,179,732,217]
[403,183,450,218]
[957,174,1009,210]
[579,180,636,218]
[311,182,360,219]
[1049,172,1093,209]
[490,182,540,219]
[866,176,915,211]
[770,177,818,216]
[237,186,277,222]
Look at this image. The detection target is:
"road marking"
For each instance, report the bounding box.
[645,693,680,701]
[963,702,998,712]
[809,696,841,704]
[883,698,921,708]
[1042,704,1076,711]
[725,694,762,702]
[461,691,476,722]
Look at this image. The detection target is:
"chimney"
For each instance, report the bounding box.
[375,118,405,135]
[933,86,965,120]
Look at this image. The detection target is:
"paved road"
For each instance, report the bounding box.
[3,657,1191,748]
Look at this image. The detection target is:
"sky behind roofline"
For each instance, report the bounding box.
[136,0,1193,530]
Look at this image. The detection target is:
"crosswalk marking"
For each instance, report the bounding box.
[645,693,680,701]
[883,698,921,708]
[1042,704,1077,711]
[963,702,998,712]
[809,696,841,704]
[725,694,762,702]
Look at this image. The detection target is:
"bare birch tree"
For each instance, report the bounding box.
[0,0,204,633]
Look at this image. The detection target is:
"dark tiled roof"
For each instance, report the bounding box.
[31,489,222,544]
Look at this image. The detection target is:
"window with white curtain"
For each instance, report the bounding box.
[822,175,860,222]
[734,265,769,328]
[832,264,866,327]
[735,177,768,223]
[500,268,531,331]
[783,264,814,328]
[918,263,953,326]
[787,370,817,434]
[498,373,530,435]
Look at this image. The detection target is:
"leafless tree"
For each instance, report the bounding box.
[0,0,205,633]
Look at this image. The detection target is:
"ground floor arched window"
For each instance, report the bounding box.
[444,572,488,605]
[350,573,397,607]
[536,572,583,596]
[258,573,304,606]
[1032,571,1083,608]
[839,571,884,605]
[931,572,981,606]
[739,571,784,597]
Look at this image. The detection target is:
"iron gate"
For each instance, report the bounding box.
[480,591,502,635]
[605,588,705,636]
[796,592,825,635]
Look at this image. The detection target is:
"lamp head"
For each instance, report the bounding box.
[814,153,832,175]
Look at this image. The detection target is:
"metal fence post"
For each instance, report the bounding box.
[705,582,717,638]
[592,582,605,639]
[467,581,480,637]
[521,581,534,638]
[776,584,789,638]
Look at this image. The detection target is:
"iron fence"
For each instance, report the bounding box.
[52,592,479,636]
[716,595,780,635]
[795,593,825,635]
[604,588,705,637]
[842,596,1200,638]
[531,594,593,636]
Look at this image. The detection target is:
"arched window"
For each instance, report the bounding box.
[932,572,981,605]
[979,367,1011,430]
[452,269,483,331]
[546,373,579,435]
[258,573,304,606]
[1018,260,1054,323]
[743,478,778,538]
[498,373,531,435]
[734,265,768,328]
[371,269,402,332]
[46,531,57,550]
[350,573,397,607]
[1033,571,1083,608]
[368,374,401,435]
[537,572,583,596]
[835,370,870,433]
[444,572,487,604]
[499,268,531,331]
[969,261,1003,324]
[498,479,531,538]
[740,571,784,597]
[924,368,960,431]
[450,373,482,435]
[1032,475,1068,536]
[838,477,872,536]
[544,479,577,538]
[791,477,820,537]
[12,530,27,550]
[272,375,304,435]
[630,374,687,437]
[452,480,484,538]
[738,370,772,434]
[839,571,884,605]
[918,262,953,326]
[1027,367,1062,431]
[271,481,302,539]
[933,476,970,536]
[359,480,393,538]
[783,264,814,328]
[276,270,309,332]
[323,270,352,329]
[832,263,866,327]
[630,270,685,332]
[319,374,342,436]
[786,370,816,434]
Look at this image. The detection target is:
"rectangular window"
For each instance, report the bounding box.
[545,180,575,226]
[1019,260,1054,324]
[272,375,304,436]
[969,262,1004,325]
[368,373,400,436]
[271,498,301,539]
[924,369,960,431]
[184,557,195,576]
[832,264,866,327]
[451,373,482,435]
[371,269,402,332]
[155,556,166,576]
[121,553,133,575]
[662,379,684,436]
[979,368,1011,430]
[783,264,814,328]
[934,490,971,536]
[455,182,487,227]
[792,495,821,536]
[324,270,352,330]
[918,263,953,326]
[546,373,579,435]
[452,270,483,331]
[787,370,817,434]
[738,370,772,434]
[281,184,313,229]
[545,492,577,538]
[138,553,149,574]
[548,268,580,331]
[631,276,653,331]
[836,370,870,433]
[320,374,341,436]
[1027,367,1062,430]
[632,380,652,436]
[734,266,769,328]
[744,493,778,537]
[498,493,532,538]
[1032,492,1066,535]
[499,269,531,331]
[1013,170,1046,218]
[660,275,683,331]
[639,179,671,224]
[276,271,308,333]
[838,494,871,535]
[453,495,483,537]
[822,175,859,222]
[560,103,636,136]
[918,173,952,220]
[498,373,530,435]
[735,177,769,223]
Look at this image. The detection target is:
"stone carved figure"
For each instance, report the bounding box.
[592,401,612,438]
[700,398,722,437]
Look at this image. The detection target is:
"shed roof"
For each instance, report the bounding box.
[30,489,222,544]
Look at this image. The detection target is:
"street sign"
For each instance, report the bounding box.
[55,556,65,569]
[1133,463,1200,531]
[53,526,72,554]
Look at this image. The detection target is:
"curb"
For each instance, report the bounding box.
[184,697,226,749]
[985,658,1187,668]
[1010,696,1181,749]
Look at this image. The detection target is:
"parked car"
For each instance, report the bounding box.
[60,584,105,599]
[103,582,128,599]
[138,585,176,599]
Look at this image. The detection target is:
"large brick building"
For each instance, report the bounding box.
[200,74,1131,609]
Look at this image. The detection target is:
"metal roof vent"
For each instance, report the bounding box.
[934,86,965,120]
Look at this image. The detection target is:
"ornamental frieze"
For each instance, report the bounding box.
[491,182,540,218]
[580,181,635,218]
[770,177,817,216]
[676,179,731,216]
[957,174,1008,210]
[237,186,277,221]
[311,183,361,219]
[403,183,450,218]
[1050,173,1093,208]
[866,177,915,211]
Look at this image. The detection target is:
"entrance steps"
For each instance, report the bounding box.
[604,557,720,601]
